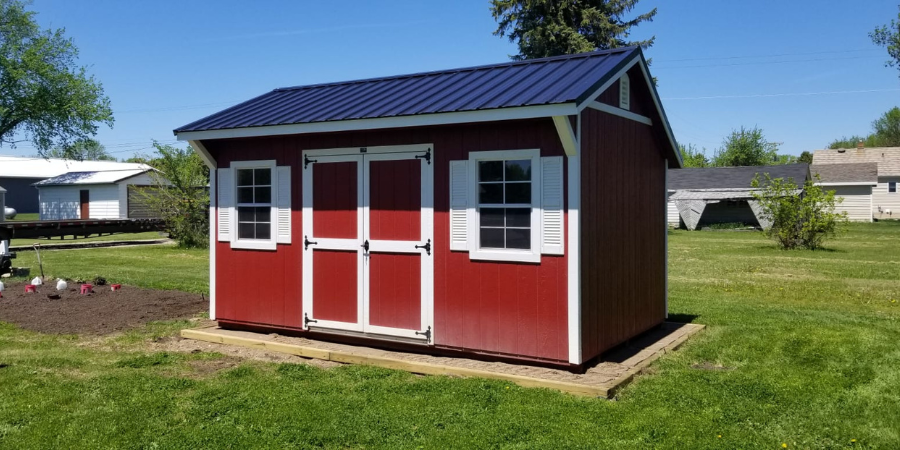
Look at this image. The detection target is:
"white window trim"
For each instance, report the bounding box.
[468,149,541,263]
[231,159,277,251]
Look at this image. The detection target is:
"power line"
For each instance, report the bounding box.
[663,88,900,101]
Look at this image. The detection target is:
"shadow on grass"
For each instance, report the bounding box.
[751,245,846,253]
[667,313,699,324]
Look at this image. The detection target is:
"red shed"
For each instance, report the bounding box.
[174,47,681,370]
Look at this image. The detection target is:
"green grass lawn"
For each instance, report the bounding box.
[9,231,168,248]
[5,212,39,221]
[1,223,899,448]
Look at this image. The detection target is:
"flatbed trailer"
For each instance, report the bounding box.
[0,218,166,274]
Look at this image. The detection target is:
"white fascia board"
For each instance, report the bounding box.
[189,140,217,169]
[815,181,878,186]
[587,101,652,126]
[175,104,578,142]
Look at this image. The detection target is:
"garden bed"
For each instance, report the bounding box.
[0,280,207,335]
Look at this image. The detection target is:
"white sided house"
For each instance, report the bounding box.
[813,146,900,220]
[34,169,159,220]
[810,163,877,222]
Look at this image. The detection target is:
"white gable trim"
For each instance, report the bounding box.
[552,116,578,156]
[176,104,577,142]
[189,140,217,169]
[587,101,652,126]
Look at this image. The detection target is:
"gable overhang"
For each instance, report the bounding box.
[574,50,682,169]
[175,103,578,143]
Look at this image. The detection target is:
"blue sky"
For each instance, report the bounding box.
[6,0,899,159]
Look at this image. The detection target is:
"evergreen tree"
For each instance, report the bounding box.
[491,0,656,60]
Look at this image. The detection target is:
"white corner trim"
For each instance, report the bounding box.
[664,158,668,320]
[176,104,578,142]
[552,116,578,156]
[567,121,581,365]
[209,169,217,320]
[587,101,652,126]
[188,140,216,169]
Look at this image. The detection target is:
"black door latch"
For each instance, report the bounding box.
[415,239,431,255]
[362,240,369,252]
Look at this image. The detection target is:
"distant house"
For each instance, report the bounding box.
[812,146,900,219]
[34,169,158,220]
[667,164,810,230]
[810,163,878,222]
[0,156,147,214]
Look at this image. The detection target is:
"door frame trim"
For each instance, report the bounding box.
[301,144,435,344]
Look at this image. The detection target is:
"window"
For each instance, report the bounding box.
[237,167,272,240]
[477,159,532,250]
[890,182,897,193]
[466,149,542,263]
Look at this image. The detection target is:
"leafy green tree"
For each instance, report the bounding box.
[138,142,209,248]
[679,143,709,168]
[0,0,113,154]
[773,154,797,165]
[871,6,900,77]
[872,106,900,146]
[490,0,656,60]
[42,139,114,161]
[712,126,778,167]
[797,151,813,164]
[751,174,847,250]
[827,135,879,149]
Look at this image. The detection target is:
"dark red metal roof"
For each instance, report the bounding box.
[174,47,640,133]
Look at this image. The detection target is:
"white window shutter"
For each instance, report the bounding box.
[541,156,564,255]
[276,166,292,244]
[619,74,631,110]
[449,160,468,251]
[217,168,234,242]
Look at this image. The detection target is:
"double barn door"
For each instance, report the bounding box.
[301,145,434,343]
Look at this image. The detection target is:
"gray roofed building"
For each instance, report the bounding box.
[668,163,810,191]
[810,163,878,184]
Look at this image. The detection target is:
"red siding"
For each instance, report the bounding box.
[369,159,421,241]
[312,250,358,323]
[313,162,358,239]
[579,103,667,362]
[369,253,422,330]
[206,118,569,363]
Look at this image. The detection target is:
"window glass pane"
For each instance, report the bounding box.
[238,223,255,239]
[237,187,254,204]
[505,183,531,204]
[255,186,271,203]
[479,183,503,204]
[478,161,503,182]
[256,223,271,240]
[255,207,271,222]
[254,168,271,185]
[480,228,505,249]
[480,208,504,227]
[237,169,253,186]
[506,228,530,250]
[505,160,531,181]
[890,182,897,193]
[237,207,255,222]
[506,208,531,227]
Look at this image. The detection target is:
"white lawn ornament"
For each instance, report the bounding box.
[31,277,42,286]
[56,279,67,291]
[0,281,5,293]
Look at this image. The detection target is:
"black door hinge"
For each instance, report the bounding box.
[415,239,431,255]
[415,326,432,343]
[304,235,318,250]
[304,313,317,327]
[304,154,317,169]
[415,148,431,165]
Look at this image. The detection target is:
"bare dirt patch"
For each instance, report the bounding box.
[150,335,342,369]
[0,280,207,335]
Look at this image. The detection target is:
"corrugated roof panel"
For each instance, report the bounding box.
[174,47,639,133]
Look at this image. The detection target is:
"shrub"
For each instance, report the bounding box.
[750,175,848,250]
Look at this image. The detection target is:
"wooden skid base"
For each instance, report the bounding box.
[181,323,704,398]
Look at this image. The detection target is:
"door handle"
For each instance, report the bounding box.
[362,240,369,252]
[415,239,431,256]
